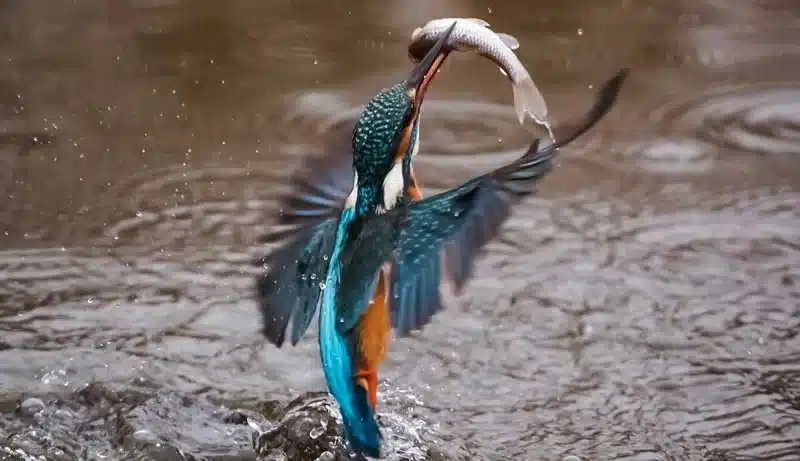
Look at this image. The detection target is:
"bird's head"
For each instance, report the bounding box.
[348,21,456,214]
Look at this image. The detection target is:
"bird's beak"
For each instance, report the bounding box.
[405,21,456,112]
[391,21,456,169]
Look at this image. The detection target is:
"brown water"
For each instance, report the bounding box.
[1,0,799,460]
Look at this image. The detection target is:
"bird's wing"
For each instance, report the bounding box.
[265,68,628,339]
[386,69,629,335]
[262,123,355,238]
[255,123,355,347]
[256,216,341,347]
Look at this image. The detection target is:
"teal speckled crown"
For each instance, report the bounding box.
[352,84,412,183]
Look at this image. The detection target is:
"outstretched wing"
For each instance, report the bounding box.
[387,69,629,335]
[255,123,356,347]
[256,218,338,346]
[263,123,356,237]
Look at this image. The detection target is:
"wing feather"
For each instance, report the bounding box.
[387,69,629,335]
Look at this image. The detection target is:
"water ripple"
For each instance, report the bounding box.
[647,82,800,159]
[691,22,800,69]
[82,160,289,251]
[387,187,800,461]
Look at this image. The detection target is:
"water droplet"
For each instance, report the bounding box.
[310,274,317,280]
[20,398,45,416]
[309,425,325,439]
[318,282,326,290]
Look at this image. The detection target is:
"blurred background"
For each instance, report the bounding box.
[0,0,798,460]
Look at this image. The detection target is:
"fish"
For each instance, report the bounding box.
[408,17,549,126]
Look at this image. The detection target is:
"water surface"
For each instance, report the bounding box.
[1,0,798,460]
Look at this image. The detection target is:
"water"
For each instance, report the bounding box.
[1,0,799,460]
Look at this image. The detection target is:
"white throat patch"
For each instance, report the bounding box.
[344,171,358,209]
[380,121,420,213]
[381,162,404,213]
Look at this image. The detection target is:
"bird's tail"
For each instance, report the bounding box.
[512,75,549,126]
[319,284,382,457]
[319,208,382,458]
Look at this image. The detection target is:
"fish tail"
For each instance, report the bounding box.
[512,76,548,125]
[319,208,382,457]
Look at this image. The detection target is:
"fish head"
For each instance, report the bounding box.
[395,20,456,164]
[405,20,456,113]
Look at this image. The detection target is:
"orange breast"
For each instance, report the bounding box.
[356,171,424,369]
[356,270,391,369]
[393,124,414,164]
[407,180,423,201]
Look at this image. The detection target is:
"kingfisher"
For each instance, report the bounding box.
[256,23,458,456]
[255,21,627,454]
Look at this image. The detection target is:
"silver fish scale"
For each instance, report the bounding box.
[419,22,523,83]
